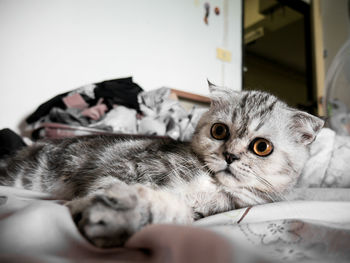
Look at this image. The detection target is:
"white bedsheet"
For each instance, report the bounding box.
[0,186,350,262]
[195,195,350,262]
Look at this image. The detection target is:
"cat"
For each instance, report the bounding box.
[0,83,324,248]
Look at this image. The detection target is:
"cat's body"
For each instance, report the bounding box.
[2,136,232,216]
[0,84,324,247]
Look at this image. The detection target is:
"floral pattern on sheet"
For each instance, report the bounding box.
[239,220,303,245]
[236,219,350,262]
[195,199,350,262]
[238,220,305,261]
[264,221,302,244]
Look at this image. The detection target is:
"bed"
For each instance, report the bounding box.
[0,186,350,262]
[1,130,350,263]
[1,83,350,262]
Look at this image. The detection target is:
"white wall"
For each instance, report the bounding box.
[0,0,242,133]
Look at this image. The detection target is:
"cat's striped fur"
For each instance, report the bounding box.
[0,83,324,247]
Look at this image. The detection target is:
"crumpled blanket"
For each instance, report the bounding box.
[1,186,350,263]
[137,87,208,140]
[299,128,350,187]
[0,186,232,263]
[27,82,208,141]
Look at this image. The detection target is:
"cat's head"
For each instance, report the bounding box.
[191,83,324,207]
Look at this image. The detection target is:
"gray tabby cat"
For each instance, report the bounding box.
[0,83,324,248]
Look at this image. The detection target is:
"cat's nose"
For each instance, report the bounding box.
[223,152,239,164]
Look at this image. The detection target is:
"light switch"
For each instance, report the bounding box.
[216,48,232,62]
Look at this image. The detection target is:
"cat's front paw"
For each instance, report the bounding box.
[68,184,151,248]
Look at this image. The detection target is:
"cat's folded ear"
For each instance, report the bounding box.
[207,80,231,94]
[207,79,220,93]
[207,80,239,107]
[288,110,324,145]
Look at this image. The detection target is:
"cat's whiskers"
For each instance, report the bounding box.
[232,165,279,203]
[200,163,214,173]
[207,156,222,163]
[202,155,226,174]
[243,185,262,204]
[258,178,301,216]
[250,170,286,203]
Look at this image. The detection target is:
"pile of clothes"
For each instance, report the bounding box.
[26,77,208,141]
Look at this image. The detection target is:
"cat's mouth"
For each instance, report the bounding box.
[216,167,238,180]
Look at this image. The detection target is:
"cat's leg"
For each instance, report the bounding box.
[67,182,193,248]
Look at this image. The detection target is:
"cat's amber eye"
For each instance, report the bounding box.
[250,138,273,157]
[211,123,229,140]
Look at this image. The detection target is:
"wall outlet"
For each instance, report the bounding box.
[216,48,232,62]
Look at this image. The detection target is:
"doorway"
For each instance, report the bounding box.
[243,0,316,114]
